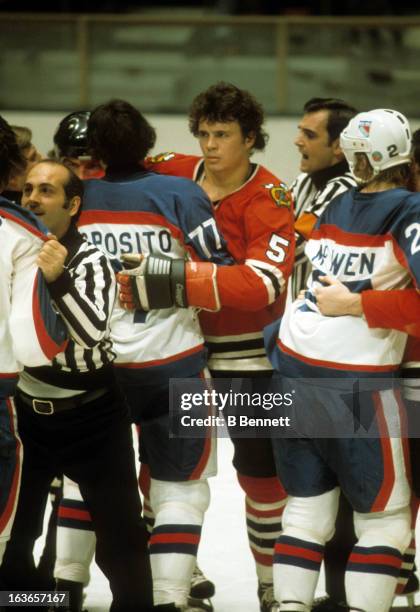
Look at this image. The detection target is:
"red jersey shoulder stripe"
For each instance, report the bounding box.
[311,224,390,247]
[0,209,47,242]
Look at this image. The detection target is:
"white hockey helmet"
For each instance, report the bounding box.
[340,108,411,176]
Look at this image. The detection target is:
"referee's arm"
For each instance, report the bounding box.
[47,244,116,349]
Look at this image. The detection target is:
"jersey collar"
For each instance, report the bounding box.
[310,159,349,191]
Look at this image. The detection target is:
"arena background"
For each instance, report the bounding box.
[2,114,420,186]
[1,113,304,183]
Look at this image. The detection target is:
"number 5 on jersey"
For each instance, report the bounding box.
[266,233,290,263]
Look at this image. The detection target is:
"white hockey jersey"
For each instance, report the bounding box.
[78,168,232,383]
[0,198,68,397]
[267,187,420,379]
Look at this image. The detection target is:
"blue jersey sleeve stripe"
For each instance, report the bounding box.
[33,270,68,359]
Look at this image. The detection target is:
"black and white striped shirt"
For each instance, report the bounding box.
[19,224,116,398]
[291,162,356,300]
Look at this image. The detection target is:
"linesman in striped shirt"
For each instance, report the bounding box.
[291,98,357,301]
[0,160,153,612]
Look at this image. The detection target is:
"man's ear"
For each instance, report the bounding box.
[331,137,345,162]
[69,195,82,218]
[6,167,26,192]
[245,131,256,151]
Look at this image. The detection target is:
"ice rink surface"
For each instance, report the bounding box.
[35,436,419,611]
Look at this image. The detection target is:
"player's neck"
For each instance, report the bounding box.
[361,180,402,193]
[201,160,253,201]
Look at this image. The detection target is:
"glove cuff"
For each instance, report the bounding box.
[170,259,188,307]
[144,256,174,309]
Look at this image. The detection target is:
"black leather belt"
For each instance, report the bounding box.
[17,387,109,415]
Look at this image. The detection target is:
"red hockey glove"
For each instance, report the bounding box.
[184,261,220,311]
[117,254,220,312]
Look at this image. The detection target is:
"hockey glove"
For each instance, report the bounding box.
[117,254,221,312]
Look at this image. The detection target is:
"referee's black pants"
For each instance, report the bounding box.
[0,388,153,612]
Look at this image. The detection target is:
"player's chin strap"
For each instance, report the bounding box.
[119,254,221,312]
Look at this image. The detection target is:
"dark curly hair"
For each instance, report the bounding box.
[0,115,26,190]
[87,99,156,168]
[188,82,268,151]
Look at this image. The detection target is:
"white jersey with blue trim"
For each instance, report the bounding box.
[0,198,68,396]
[273,187,420,378]
[291,166,356,300]
[78,169,232,380]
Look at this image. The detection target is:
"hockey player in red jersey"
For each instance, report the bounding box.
[119,82,296,612]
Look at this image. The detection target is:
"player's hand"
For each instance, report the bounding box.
[117,253,219,312]
[117,273,136,310]
[117,253,145,310]
[37,235,68,283]
[314,276,362,317]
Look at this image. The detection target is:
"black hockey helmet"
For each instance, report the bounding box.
[53,111,90,159]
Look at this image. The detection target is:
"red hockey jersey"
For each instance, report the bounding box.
[362,287,420,400]
[146,153,295,372]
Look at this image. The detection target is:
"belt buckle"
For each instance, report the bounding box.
[32,399,54,415]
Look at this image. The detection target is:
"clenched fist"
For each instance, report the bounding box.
[37,235,68,283]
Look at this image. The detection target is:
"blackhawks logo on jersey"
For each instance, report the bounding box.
[147,152,176,164]
[265,182,293,209]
